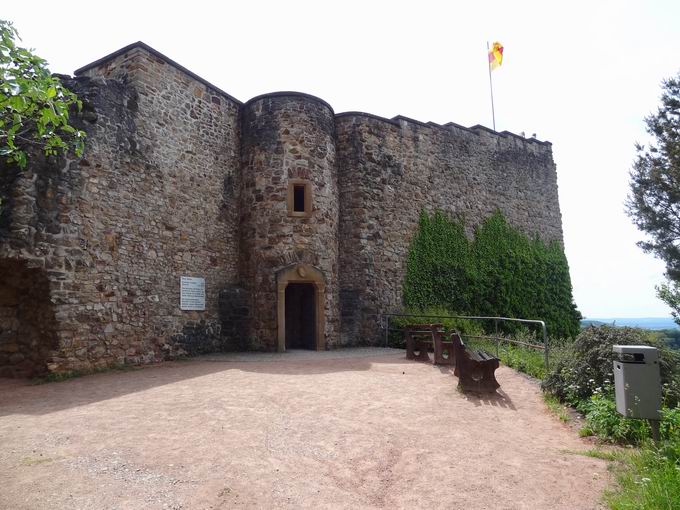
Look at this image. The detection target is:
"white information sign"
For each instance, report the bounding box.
[180,276,206,311]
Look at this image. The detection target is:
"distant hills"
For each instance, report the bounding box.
[581,317,679,330]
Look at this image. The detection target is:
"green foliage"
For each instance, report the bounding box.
[606,449,680,510]
[659,406,680,463]
[543,326,680,406]
[566,448,622,461]
[579,391,652,444]
[468,336,548,380]
[403,211,475,313]
[651,327,680,350]
[403,209,581,338]
[575,394,680,508]
[657,282,680,328]
[0,20,85,168]
[541,326,680,508]
[626,71,680,280]
[604,407,680,510]
[543,393,571,422]
[626,71,680,326]
[387,306,484,348]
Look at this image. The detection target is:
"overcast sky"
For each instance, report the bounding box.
[5,1,680,318]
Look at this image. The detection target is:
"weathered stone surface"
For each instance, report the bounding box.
[0,42,565,375]
[335,114,563,344]
[240,94,339,350]
[218,286,252,351]
[1,44,240,375]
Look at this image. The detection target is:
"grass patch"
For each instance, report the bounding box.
[579,426,594,438]
[564,448,623,462]
[605,445,680,510]
[464,336,547,380]
[543,392,571,423]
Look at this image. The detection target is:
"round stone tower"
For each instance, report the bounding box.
[239,93,339,351]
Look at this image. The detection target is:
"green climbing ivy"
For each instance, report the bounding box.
[403,210,581,338]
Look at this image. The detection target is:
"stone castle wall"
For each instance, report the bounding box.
[336,114,562,344]
[0,45,241,374]
[0,42,565,375]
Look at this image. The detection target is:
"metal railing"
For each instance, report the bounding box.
[380,313,550,370]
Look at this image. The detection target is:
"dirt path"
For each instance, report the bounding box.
[0,349,608,509]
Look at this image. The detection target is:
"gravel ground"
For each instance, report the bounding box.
[0,349,608,509]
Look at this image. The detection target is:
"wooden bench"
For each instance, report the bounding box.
[404,323,439,362]
[451,333,500,393]
[404,324,455,365]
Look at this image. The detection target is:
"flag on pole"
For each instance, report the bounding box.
[488,41,504,70]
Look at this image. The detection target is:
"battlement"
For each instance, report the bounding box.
[75,41,550,148]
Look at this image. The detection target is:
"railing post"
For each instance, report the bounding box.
[384,315,389,347]
[494,319,499,358]
[542,321,549,371]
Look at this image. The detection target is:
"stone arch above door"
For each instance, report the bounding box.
[276,264,325,352]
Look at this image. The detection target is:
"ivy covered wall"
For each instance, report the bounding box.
[403,210,581,338]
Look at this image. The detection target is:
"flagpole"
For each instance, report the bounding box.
[486,41,496,131]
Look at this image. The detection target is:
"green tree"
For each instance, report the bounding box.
[626,72,680,321]
[657,281,680,326]
[1,20,84,169]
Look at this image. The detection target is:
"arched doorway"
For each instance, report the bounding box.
[276,264,325,352]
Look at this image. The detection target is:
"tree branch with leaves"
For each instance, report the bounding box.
[626,72,680,321]
[1,19,85,169]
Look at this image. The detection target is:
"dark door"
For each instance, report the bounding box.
[285,283,316,350]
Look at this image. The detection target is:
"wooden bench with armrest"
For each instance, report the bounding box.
[404,324,455,365]
[451,332,500,393]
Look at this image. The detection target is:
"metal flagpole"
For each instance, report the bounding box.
[486,41,496,131]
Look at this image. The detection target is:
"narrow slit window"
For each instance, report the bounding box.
[287,180,312,217]
[293,185,306,212]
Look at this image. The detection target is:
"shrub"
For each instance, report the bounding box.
[542,325,680,406]
[579,390,651,444]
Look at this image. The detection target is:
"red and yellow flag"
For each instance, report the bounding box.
[488,41,504,70]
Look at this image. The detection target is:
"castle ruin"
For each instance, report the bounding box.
[0,42,564,376]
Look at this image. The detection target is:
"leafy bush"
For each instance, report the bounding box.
[403,210,581,339]
[579,390,651,444]
[543,325,680,406]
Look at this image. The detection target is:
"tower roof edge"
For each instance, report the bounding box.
[74,41,243,106]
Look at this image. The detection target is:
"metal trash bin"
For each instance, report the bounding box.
[613,345,662,420]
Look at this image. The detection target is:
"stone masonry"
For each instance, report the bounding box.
[0,42,564,376]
